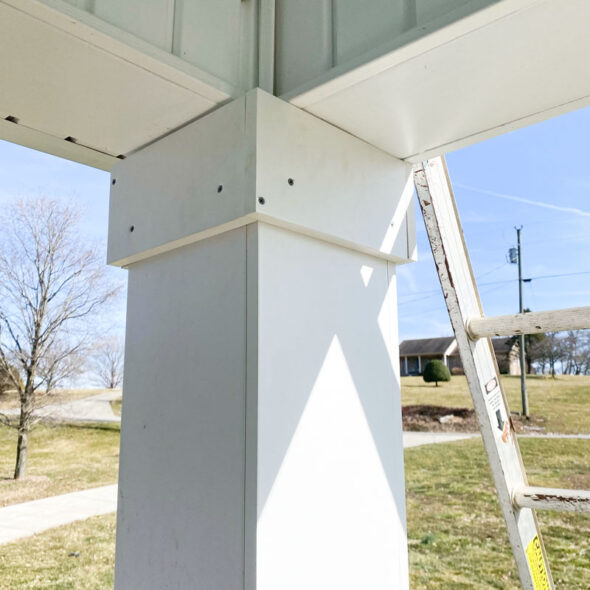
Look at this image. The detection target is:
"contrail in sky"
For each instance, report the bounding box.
[455,183,590,218]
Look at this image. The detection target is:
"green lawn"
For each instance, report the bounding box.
[406,437,590,588]
[0,423,120,507]
[1,376,588,587]
[0,513,116,590]
[3,437,588,589]
[402,374,590,434]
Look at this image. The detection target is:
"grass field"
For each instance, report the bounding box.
[2,437,588,589]
[0,513,116,590]
[402,374,590,434]
[0,377,588,587]
[406,437,590,588]
[0,423,120,507]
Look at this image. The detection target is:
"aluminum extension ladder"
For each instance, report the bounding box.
[413,157,590,590]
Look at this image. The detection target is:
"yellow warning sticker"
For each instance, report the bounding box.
[526,535,551,590]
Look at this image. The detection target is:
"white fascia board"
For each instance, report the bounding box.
[254,90,416,265]
[107,93,258,267]
[0,118,118,171]
[108,90,416,267]
[443,339,458,358]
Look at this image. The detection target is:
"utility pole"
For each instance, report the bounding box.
[515,226,529,418]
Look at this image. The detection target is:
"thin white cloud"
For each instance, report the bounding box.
[455,183,590,218]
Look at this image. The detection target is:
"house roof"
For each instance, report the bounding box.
[399,336,455,356]
[491,337,514,355]
[400,336,515,356]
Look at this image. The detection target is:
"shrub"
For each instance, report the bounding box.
[423,359,451,387]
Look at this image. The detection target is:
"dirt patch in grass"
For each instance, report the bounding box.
[403,404,477,432]
[403,404,549,434]
[402,375,590,435]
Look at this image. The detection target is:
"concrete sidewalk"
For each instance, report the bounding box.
[0,484,117,545]
[0,432,474,545]
[2,390,121,423]
[402,431,479,448]
[1,430,587,545]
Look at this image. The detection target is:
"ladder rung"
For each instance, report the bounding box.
[466,306,590,340]
[513,486,590,513]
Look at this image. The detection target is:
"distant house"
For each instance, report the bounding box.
[399,336,520,376]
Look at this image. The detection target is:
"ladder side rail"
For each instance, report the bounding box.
[468,306,590,339]
[414,157,554,590]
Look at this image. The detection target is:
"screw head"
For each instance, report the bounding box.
[258,197,265,205]
[217,185,223,193]
[129,225,135,233]
[287,178,294,186]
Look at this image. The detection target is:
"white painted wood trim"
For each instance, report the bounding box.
[0,118,118,171]
[7,0,236,101]
[258,0,275,93]
[253,212,414,266]
[467,307,590,339]
[443,339,458,357]
[111,216,255,268]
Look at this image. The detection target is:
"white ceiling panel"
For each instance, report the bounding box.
[287,0,590,161]
[0,0,233,168]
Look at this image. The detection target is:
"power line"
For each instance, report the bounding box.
[398,270,590,306]
[397,262,509,303]
[522,270,590,282]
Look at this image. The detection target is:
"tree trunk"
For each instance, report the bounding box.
[14,382,34,480]
[14,419,30,480]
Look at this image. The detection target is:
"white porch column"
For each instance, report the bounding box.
[108,89,415,590]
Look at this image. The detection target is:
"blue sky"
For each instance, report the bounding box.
[1,105,589,346]
[398,106,590,341]
[0,140,127,341]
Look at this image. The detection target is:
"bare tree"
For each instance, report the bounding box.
[532,332,564,377]
[91,337,124,389]
[559,330,590,375]
[0,197,120,479]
